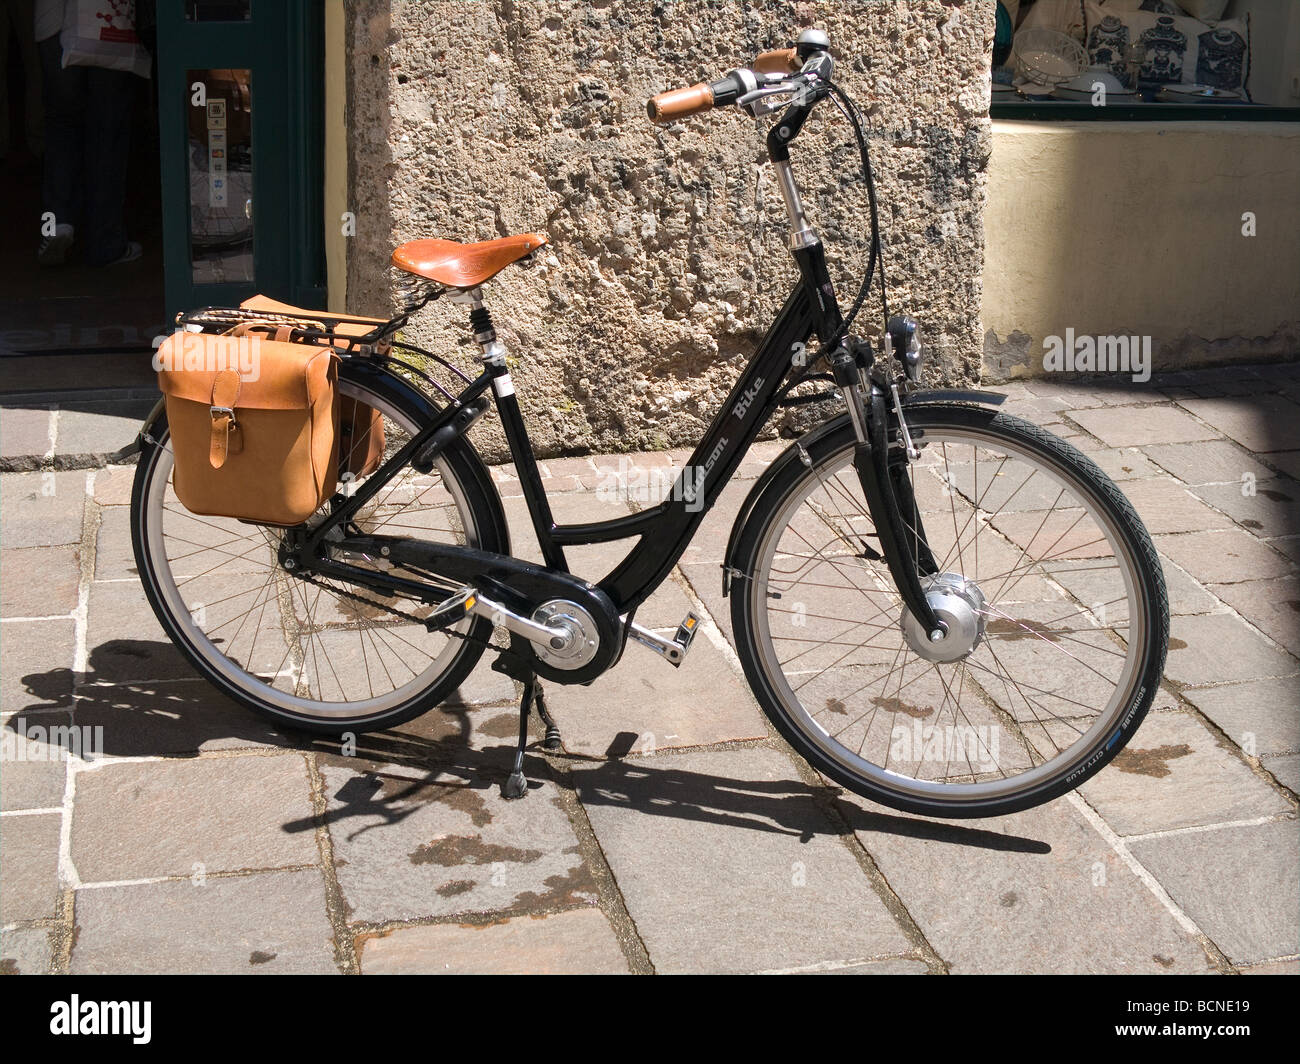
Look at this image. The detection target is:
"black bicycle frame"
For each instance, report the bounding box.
[301,240,847,618]
[301,76,939,628]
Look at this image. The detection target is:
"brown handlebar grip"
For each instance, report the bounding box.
[646,82,715,124]
[754,47,800,74]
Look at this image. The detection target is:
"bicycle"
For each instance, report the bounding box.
[129,30,1169,819]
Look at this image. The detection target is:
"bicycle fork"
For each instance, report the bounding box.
[829,344,946,641]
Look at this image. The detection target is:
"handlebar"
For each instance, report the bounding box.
[646,82,715,124]
[753,47,800,75]
[646,29,830,126]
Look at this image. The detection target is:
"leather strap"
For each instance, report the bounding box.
[228,322,297,342]
[208,370,243,468]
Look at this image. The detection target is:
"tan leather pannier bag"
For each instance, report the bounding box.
[240,296,386,479]
[157,327,340,527]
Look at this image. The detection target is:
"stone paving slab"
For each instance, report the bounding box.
[0,927,55,976]
[543,629,767,757]
[70,754,318,882]
[1154,530,1294,586]
[319,759,599,926]
[0,407,53,466]
[1179,677,1300,758]
[69,679,290,758]
[1078,710,1292,836]
[1189,480,1300,539]
[1261,754,1298,795]
[1209,575,1300,656]
[1,711,72,810]
[1046,553,1218,619]
[574,746,913,974]
[1270,535,1300,564]
[358,908,629,974]
[843,797,1215,974]
[1267,451,1300,480]
[1129,820,1299,967]
[1164,613,1297,687]
[1143,439,1281,487]
[1084,447,1161,482]
[0,813,62,923]
[1,617,76,713]
[1178,395,1300,453]
[90,464,136,506]
[83,581,192,684]
[55,402,155,460]
[1108,477,1236,535]
[70,870,338,974]
[0,544,80,617]
[1066,406,1221,449]
[0,470,86,547]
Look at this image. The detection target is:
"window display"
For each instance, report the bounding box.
[991,0,1300,115]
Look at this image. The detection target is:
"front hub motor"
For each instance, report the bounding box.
[899,572,988,663]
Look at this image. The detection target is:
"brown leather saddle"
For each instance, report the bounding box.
[391,232,549,289]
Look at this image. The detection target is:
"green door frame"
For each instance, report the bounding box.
[156,1,325,318]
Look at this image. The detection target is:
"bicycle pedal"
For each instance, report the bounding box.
[626,612,701,668]
[425,587,475,631]
[674,612,701,653]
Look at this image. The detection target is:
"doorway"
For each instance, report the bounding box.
[0,0,324,394]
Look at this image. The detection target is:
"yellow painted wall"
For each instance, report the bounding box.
[324,1,347,312]
[982,120,1300,378]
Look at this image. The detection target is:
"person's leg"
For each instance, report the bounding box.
[39,33,84,230]
[11,0,45,155]
[82,65,135,266]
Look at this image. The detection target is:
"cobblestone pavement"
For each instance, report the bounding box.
[1,363,1297,974]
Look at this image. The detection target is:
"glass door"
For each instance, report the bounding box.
[155,0,324,317]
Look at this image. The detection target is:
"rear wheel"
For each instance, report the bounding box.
[131,365,508,735]
[730,405,1168,818]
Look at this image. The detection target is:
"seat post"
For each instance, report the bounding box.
[460,291,570,573]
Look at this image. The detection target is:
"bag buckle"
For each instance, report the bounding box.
[211,405,237,425]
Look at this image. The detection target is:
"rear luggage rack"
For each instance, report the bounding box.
[174,306,409,356]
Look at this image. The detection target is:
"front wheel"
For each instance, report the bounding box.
[730,404,1169,819]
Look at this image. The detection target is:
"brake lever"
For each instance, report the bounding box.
[737,76,814,117]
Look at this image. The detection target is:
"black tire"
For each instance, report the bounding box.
[131,361,510,736]
[729,405,1169,819]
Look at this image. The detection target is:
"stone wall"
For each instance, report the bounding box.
[345,0,995,459]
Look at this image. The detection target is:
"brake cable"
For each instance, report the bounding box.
[821,79,889,351]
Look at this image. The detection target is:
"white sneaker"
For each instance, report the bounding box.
[37,223,75,266]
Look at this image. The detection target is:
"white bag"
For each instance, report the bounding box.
[60,0,151,79]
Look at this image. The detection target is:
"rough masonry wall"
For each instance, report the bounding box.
[346,0,995,459]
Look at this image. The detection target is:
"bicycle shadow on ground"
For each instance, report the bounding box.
[13,639,1050,855]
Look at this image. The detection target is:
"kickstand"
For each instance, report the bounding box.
[534,684,562,752]
[502,675,535,800]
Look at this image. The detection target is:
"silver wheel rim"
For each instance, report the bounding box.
[141,380,480,720]
[749,423,1148,804]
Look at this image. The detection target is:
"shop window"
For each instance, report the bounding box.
[992,0,1300,120]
